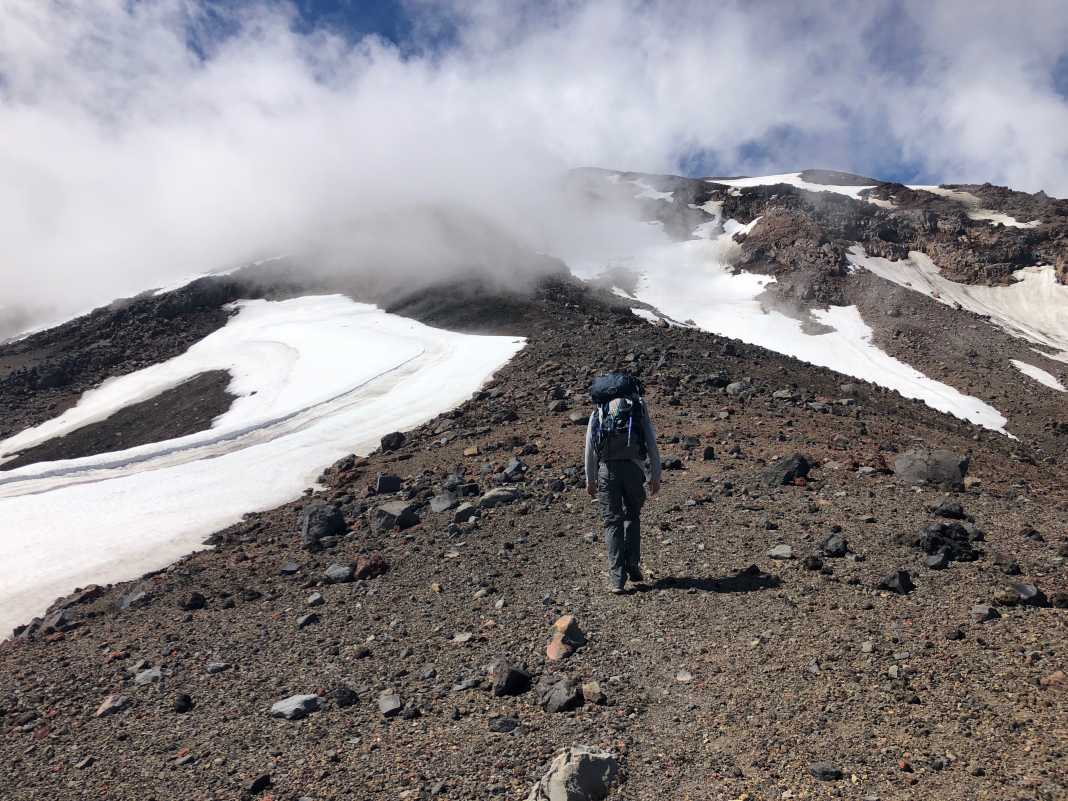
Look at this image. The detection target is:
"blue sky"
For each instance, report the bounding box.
[290,0,413,43]
[196,0,1064,187]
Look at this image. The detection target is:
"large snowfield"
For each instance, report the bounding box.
[565,178,1010,433]
[0,295,523,634]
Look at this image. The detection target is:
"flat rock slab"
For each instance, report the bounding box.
[270,694,322,720]
[480,488,520,508]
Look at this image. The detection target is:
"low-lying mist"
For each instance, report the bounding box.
[3,0,1068,335]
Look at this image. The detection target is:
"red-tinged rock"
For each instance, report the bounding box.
[354,552,388,580]
[546,633,573,661]
[546,615,587,660]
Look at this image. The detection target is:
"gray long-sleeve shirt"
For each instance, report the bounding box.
[584,404,661,487]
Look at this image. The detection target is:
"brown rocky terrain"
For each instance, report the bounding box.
[1,276,1066,801]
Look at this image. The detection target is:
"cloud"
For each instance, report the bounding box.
[1,0,1067,329]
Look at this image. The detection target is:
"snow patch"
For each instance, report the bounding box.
[848,247,1068,360]
[630,179,674,202]
[711,173,876,200]
[1010,360,1066,392]
[909,186,1040,228]
[0,295,523,635]
[692,200,723,240]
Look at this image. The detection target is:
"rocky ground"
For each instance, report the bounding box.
[1,277,1066,801]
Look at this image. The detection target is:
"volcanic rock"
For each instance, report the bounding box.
[525,745,619,801]
[370,501,418,531]
[299,501,345,550]
[488,658,532,697]
[894,448,969,490]
[763,453,811,486]
[879,570,914,594]
[270,694,321,720]
[380,431,405,452]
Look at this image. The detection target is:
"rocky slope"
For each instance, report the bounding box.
[1,277,1066,801]
[573,168,1068,458]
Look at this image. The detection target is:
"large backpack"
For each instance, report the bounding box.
[590,373,647,461]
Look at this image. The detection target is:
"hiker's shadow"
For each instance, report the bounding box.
[646,570,782,594]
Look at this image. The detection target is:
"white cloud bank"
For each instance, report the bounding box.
[2,0,1068,326]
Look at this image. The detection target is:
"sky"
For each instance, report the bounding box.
[2,0,1068,325]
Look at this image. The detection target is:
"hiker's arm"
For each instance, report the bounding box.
[584,412,598,495]
[642,408,662,490]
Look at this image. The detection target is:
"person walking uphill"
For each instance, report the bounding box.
[584,373,661,593]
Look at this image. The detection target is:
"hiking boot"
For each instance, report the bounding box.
[608,582,626,594]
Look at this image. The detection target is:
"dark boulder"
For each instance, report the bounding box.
[178,592,206,611]
[299,501,345,551]
[375,473,403,494]
[879,570,914,594]
[380,431,405,452]
[929,497,966,519]
[538,676,583,713]
[488,658,532,697]
[370,502,418,531]
[820,533,848,558]
[912,521,980,564]
[762,453,812,486]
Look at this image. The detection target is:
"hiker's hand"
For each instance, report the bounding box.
[586,483,596,498]
[649,479,661,496]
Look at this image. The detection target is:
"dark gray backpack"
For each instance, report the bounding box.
[593,395,647,462]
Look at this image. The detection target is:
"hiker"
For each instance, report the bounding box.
[584,373,661,593]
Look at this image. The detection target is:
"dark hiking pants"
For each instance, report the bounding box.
[597,459,646,588]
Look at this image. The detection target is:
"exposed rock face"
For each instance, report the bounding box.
[525,746,619,801]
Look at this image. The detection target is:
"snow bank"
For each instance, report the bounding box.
[1010,359,1066,392]
[631,308,659,323]
[710,173,876,200]
[848,247,1068,361]
[909,186,1040,228]
[0,295,523,635]
[629,179,673,202]
[563,214,1008,434]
